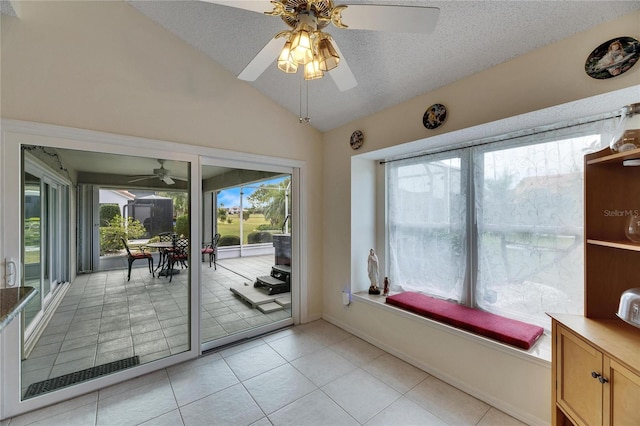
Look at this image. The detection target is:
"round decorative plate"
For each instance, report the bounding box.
[585,36,639,79]
[350,130,364,150]
[423,104,447,129]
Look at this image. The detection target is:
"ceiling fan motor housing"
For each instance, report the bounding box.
[279,0,335,30]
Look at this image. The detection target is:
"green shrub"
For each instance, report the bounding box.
[99,215,146,255]
[226,218,233,224]
[217,207,227,222]
[255,223,279,231]
[242,211,250,221]
[247,231,274,244]
[218,235,240,247]
[175,214,189,237]
[100,204,121,226]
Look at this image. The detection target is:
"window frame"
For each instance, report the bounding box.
[385,123,604,329]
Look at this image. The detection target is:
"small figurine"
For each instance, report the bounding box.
[368,249,381,295]
[383,277,389,296]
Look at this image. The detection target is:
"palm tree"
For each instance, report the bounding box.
[248,178,290,227]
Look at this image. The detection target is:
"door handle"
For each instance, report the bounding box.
[5,257,17,287]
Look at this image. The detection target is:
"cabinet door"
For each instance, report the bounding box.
[557,325,603,426]
[604,358,640,426]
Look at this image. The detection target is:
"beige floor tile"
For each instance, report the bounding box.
[407,376,490,426]
[180,383,263,426]
[362,352,430,393]
[269,389,358,426]
[96,375,177,425]
[139,409,184,426]
[267,332,325,361]
[291,347,357,387]
[477,407,528,426]
[321,368,401,424]
[7,392,98,426]
[365,396,447,426]
[330,335,385,366]
[243,364,317,415]
[224,343,287,381]
[169,358,239,406]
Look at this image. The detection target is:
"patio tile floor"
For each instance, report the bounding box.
[21,255,290,397]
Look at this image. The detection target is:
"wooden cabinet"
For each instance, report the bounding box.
[551,316,640,426]
[550,147,640,426]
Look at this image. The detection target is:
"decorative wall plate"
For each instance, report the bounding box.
[350,130,364,150]
[423,103,447,129]
[585,36,639,79]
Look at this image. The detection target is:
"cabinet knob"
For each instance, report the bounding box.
[598,376,609,384]
[591,371,601,379]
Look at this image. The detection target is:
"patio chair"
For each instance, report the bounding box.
[156,232,175,271]
[121,238,154,281]
[202,233,221,269]
[167,237,189,282]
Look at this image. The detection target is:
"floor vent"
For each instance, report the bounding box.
[23,356,140,399]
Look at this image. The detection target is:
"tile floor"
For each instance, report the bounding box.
[21,255,291,396]
[4,319,527,426]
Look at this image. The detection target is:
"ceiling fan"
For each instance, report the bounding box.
[128,159,185,185]
[202,0,440,91]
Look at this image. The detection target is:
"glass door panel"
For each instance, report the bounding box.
[23,172,42,329]
[201,163,294,349]
[20,147,192,400]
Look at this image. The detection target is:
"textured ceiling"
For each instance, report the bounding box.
[0,0,17,17]
[127,0,640,132]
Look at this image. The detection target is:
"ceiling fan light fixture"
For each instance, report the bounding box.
[317,36,339,71]
[304,57,324,80]
[277,41,298,73]
[290,26,314,64]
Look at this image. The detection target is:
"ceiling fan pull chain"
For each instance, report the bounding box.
[305,79,310,123]
[298,76,311,124]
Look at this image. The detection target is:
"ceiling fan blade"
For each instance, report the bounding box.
[162,176,176,185]
[238,37,286,81]
[328,43,357,92]
[341,5,440,34]
[128,176,155,183]
[199,0,271,14]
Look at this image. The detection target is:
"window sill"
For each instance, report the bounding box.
[353,291,551,366]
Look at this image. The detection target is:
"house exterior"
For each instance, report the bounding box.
[1,2,639,424]
[99,189,135,219]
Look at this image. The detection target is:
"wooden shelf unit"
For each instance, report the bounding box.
[584,147,640,319]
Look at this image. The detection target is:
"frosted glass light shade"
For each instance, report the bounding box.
[318,38,340,71]
[277,42,298,73]
[304,58,323,80]
[290,28,313,65]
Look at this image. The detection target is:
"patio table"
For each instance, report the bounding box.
[146,241,179,277]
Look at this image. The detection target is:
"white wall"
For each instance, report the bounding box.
[322,11,640,426]
[0,0,324,319]
[99,190,133,219]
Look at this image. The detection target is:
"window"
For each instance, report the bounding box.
[387,131,597,329]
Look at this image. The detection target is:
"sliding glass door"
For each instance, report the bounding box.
[19,147,197,401]
[200,160,296,350]
[22,158,70,339]
[0,136,199,418]
[2,123,302,419]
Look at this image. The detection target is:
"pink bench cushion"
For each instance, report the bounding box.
[386,291,544,350]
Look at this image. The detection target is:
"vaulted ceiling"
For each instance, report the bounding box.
[127,0,640,131]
